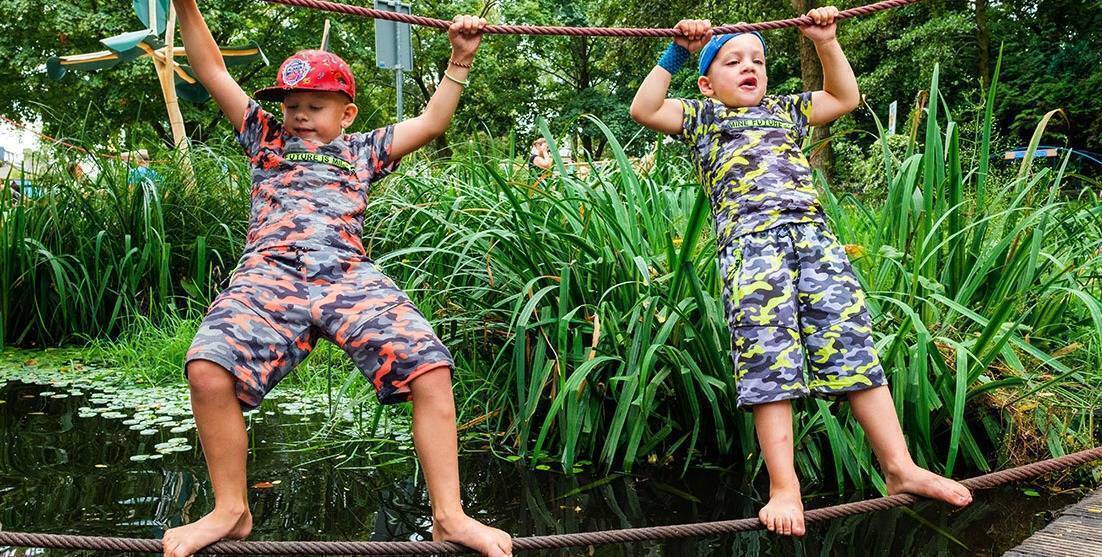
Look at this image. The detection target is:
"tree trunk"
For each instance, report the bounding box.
[790,0,834,181]
[975,0,991,90]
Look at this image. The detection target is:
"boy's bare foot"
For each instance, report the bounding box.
[887,465,973,507]
[758,485,805,536]
[434,513,512,557]
[162,506,252,557]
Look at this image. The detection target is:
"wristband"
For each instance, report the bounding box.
[443,70,470,87]
[657,43,690,74]
[449,58,473,69]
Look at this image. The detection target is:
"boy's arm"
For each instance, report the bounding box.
[801,7,860,127]
[629,68,687,136]
[173,0,250,131]
[629,19,712,136]
[390,15,485,159]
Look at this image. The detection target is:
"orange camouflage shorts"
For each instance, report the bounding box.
[185,247,453,409]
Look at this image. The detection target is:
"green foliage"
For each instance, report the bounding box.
[846,8,978,114]
[354,69,1101,480]
[831,132,909,198]
[991,0,1102,150]
[821,65,1102,478]
[4,67,1100,489]
[5,0,1098,156]
[0,142,248,345]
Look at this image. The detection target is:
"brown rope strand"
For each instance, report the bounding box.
[256,0,921,37]
[1,445,1099,554]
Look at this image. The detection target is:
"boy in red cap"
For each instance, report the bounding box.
[165,1,511,556]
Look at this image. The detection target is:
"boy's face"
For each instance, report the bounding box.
[697,34,768,108]
[281,91,358,145]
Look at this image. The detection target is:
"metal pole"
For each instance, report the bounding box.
[395,67,404,121]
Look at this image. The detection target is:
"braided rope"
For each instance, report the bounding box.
[1,445,1099,554]
[257,0,920,37]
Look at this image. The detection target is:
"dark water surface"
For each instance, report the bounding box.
[0,376,1091,556]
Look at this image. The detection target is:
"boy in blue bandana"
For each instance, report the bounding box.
[630,9,973,536]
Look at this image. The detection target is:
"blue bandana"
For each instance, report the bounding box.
[698,32,767,75]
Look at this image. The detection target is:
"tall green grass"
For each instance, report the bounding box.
[816,64,1102,484]
[0,143,249,346]
[360,66,1101,482]
[4,68,1100,488]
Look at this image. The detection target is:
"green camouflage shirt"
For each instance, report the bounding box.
[674,93,824,244]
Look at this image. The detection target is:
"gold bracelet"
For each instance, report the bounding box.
[448,58,473,69]
[443,70,470,87]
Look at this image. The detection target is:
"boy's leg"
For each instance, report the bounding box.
[409,368,512,557]
[792,224,970,507]
[325,258,511,557]
[847,386,972,506]
[162,360,252,557]
[721,229,808,537]
[163,250,311,556]
[752,400,805,536]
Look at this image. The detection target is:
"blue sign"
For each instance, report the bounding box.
[1003,148,1059,160]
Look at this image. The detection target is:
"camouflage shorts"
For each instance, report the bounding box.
[186,247,453,409]
[718,222,887,408]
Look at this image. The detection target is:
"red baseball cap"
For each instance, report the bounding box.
[255,50,356,102]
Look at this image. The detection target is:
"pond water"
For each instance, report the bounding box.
[0,361,1093,556]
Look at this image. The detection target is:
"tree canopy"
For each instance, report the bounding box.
[1,0,1098,155]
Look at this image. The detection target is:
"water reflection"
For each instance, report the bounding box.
[0,380,1086,556]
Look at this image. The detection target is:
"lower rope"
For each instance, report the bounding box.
[257,0,921,37]
[1,445,1100,554]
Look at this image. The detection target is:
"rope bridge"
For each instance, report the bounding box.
[257,0,921,37]
[1,445,1100,554]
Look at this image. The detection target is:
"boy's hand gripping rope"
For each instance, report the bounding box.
[256,0,921,36]
[0,445,1099,554]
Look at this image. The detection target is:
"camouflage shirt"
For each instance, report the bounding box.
[236,100,399,255]
[674,94,824,244]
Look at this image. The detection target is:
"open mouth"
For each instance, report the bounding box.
[738,76,758,91]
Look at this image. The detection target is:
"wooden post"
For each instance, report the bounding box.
[320,19,331,51]
[149,0,159,34]
[152,3,195,186]
[156,4,188,152]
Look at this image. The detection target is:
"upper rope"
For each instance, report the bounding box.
[257,0,921,36]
